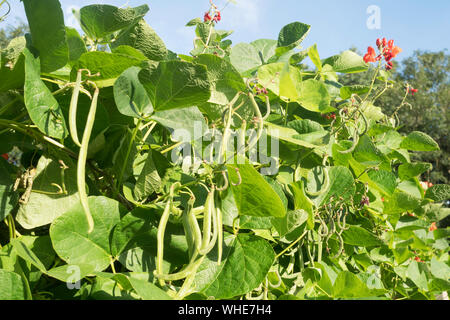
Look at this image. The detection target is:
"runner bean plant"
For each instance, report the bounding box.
[0,0,448,300]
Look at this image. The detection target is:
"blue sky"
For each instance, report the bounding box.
[2,0,450,60]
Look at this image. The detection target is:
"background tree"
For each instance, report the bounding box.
[0,21,28,49]
[340,50,450,185]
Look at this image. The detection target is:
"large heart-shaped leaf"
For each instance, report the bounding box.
[139,60,211,111]
[400,131,440,152]
[22,0,68,73]
[227,163,286,218]
[113,66,153,118]
[111,19,167,61]
[71,51,144,88]
[277,22,311,55]
[322,50,368,74]
[16,154,79,229]
[23,48,68,139]
[195,54,246,105]
[50,196,126,272]
[193,233,275,299]
[79,4,149,40]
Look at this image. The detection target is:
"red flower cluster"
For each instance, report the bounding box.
[322,113,336,120]
[414,256,423,263]
[204,11,221,23]
[429,222,437,232]
[410,88,418,96]
[255,86,268,95]
[1,154,8,160]
[363,38,402,70]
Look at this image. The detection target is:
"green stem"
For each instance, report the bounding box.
[275,230,308,260]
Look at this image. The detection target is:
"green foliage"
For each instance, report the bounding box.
[0,1,448,301]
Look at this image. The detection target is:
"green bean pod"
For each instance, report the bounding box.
[182,197,196,258]
[198,187,217,255]
[155,196,173,287]
[69,70,83,147]
[216,203,223,265]
[77,87,98,234]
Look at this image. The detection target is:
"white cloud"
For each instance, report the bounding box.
[224,0,264,33]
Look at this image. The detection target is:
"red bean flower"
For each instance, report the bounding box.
[364,38,402,70]
[410,88,418,96]
[363,46,377,63]
[213,11,221,23]
[204,12,212,22]
[429,222,437,232]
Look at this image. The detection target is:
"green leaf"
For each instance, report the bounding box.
[333,271,373,298]
[400,131,440,152]
[430,257,450,281]
[280,62,300,101]
[16,154,79,229]
[0,270,26,300]
[151,106,207,144]
[66,27,87,63]
[139,60,211,111]
[79,4,149,40]
[46,263,96,283]
[229,43,261,75]
[322,50,368,74]
[0,36,26,92]
[227,163,286,218]
[71,51,144,88]
[127,275,172,300]
[194,233,275,299]
[425,184,450,202]
[288,119,329,145]
[22,0,68,73]
[297,79,333,113]
[383,191,421,215]
[308,44,322,72]
[264,122,318,149]
[23,48,67,139]
[277,22,311,55]
[341,226,383,246]
[406,260,429,291]
[112,207,189,266]
[398,162,433,181]
[50,196,125,272]
[353,135,386,166]
[10,238,47,273]
[250,39,277,64]
[367,170,397,195]
[0,158,17,221]
[272,209,308,240]
[195,54,246,106]
[340,85,369,100]
[111,19,168,61]
[134,150,161,200]
[113,66,153,118]
[313,166,356,207]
